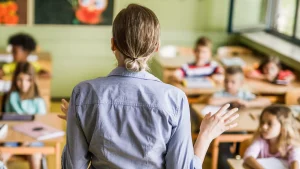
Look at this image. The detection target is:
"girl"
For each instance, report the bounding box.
[244,105,300,169]
[246,56,295,85]
[3,62,46,169]
[5,62,46,114]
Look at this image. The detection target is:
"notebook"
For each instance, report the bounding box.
[183,77,215,88]
[221,57,246,67]
[13,122,65,141]
[257,157,288,169]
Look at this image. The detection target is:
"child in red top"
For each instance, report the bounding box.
[246,56,295,85]
[173,37,223,82]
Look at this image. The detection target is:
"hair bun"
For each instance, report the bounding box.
[124,57,145,72]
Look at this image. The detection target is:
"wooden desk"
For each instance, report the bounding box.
[0,114,64,169]
[191,104,260,169]
[227,159,247,169]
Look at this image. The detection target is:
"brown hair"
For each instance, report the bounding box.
[194,36,212,51]
[258,56,281,73]
[225,66,244,76]
[7,62,40,100]
[112,4,160,72]
[254,105,300,157]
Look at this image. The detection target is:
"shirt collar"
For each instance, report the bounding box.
[108,66,161,82]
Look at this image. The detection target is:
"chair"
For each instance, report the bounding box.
[285,89,300,105]
[217,46,253,58]
[239,138,252,158]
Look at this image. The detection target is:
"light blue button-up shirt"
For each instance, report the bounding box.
[61,67,201,169]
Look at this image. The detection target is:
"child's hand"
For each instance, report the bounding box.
[199,104,239,141]
[58,99,69,120]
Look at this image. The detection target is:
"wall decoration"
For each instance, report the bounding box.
[0,0,27,25]
[34,0,114,25]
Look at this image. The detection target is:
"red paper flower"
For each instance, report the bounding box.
[3,14,19,25]
[7,1,18,12]
[0,3,8,17]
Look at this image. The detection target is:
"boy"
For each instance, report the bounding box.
[209,66,271,169]
[209,66,271,108]
[2,33,50,77]
[173,36,223,82]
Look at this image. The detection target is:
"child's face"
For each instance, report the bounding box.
[16,73,32,94]
[260,112,281,140]
[263,62,279,78]
[224,74,243,94]
[12,45,29,62]
[194,46,211,65]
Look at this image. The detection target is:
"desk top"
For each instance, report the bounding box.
[0,114,64,143]
[191,104,260,132]
[227,159,246,169]
[175,78,300,96]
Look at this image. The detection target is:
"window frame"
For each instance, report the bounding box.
[228,0,300,45]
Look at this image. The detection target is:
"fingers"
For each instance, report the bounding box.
[224,113,239,125]
[57,114,67,120]
[225,122,238,131]
[214,104,230,117]
[60,104,67,114]
[62,99,69,108]
[222,108,238,120]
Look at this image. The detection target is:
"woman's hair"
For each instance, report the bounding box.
[194,36,212,51]
[112,4,160,72]
[8,33,37,53]
[7,62,40,100]
[254,105,300,157]
[258,56,281,73]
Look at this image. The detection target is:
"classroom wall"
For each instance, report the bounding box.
[0,0,234,97]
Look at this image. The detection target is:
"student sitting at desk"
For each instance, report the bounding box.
[246,56,295,85]
[2,62,46,169]
[244,105,300,169]
[209,66,271,108]
[173,36,223,83]
[1,33,50,77]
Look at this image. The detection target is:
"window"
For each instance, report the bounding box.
[228,0,300,44]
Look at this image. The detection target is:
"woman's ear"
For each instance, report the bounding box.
[111,38,117,52]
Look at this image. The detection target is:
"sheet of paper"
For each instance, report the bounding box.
[257,158,288,169]
[184,77,214,88]
[221,57,246,67]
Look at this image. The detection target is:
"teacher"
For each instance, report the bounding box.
[60,4,239,169]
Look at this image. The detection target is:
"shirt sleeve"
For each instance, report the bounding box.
[61,88,90,169]
[287,147,300,165]
[212,91,225,98]
[6,92,23,113]
[243,138,262,159]
[243,91,256,101]
[36,98,46,115]
[165,93,202,169]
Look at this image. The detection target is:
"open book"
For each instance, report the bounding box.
[201,105,222,117]
[257,157,288,169]
[13,122,65,141]
[183,77,215,88]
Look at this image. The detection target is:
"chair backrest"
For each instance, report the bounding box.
[217,46,253,58]
[285,89,300,105]
[239,138,252,158]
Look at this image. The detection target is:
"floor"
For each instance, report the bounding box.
[7,102,213,169]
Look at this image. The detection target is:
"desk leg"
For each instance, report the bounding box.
[212,138,220,169]
[55,143,61,169]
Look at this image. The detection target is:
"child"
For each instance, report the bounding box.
[173,36,223,82]
[209,66,271,108]
[2,33,50,77]
[2,62,46,169]
[246,56,295,85]
[244,105,300,169]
